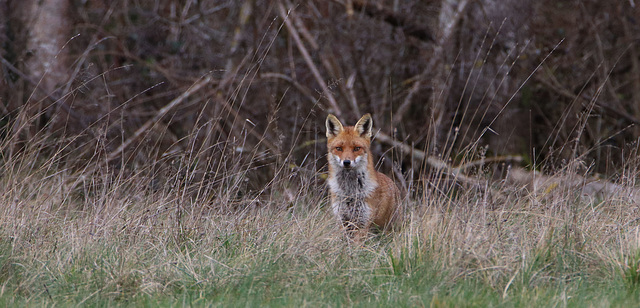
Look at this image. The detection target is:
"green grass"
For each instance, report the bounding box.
[1,191,640,307]
[0,240,637,307]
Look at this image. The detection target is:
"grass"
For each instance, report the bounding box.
[1,143,639,307]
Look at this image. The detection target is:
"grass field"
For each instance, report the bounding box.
[1,134,639,307]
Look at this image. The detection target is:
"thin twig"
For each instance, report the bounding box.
[535,74,640,126]
[392,0,470,127]
[261,72,318,104]
[284,2,359,116]
[277,1,342,117]
[375,131,483,187]
[106,75,212,163]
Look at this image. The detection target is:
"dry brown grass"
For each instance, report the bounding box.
[0,121,639,305]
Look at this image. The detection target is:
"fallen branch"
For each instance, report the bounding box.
[377,131,640,203]
[506,166,640,204]
[375,131,486,187]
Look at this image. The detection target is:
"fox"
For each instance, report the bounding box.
[325,113,402,240]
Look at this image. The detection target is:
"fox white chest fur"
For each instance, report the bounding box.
[325,113,401,238]
[327,152,378,230]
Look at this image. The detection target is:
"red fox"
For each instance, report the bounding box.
[325,113,401,240]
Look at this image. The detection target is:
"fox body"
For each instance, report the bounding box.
[325,113,401,239]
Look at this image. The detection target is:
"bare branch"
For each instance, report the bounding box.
[392,0,470,127]
[106,75,213,163]
[277,1,342,117]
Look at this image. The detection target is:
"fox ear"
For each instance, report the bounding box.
[326,114,344,138]
[354,113,373,138]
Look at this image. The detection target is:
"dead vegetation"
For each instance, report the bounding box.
[1,0,638,188]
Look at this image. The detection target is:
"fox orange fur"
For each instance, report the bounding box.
[325,113,401,239]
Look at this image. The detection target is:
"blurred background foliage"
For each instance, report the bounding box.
[1,0,639,191]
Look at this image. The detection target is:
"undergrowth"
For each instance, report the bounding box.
[0,140,639,307]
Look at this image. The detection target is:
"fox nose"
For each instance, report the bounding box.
[343,160,351,167]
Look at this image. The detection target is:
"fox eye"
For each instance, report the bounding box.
[354,147,361,151]
[335,147,343,152]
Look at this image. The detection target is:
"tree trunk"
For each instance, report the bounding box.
[12,0,71,139]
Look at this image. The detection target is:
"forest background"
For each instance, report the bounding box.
[2,0,638,180]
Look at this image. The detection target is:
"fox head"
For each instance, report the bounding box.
[326,114,373,170]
